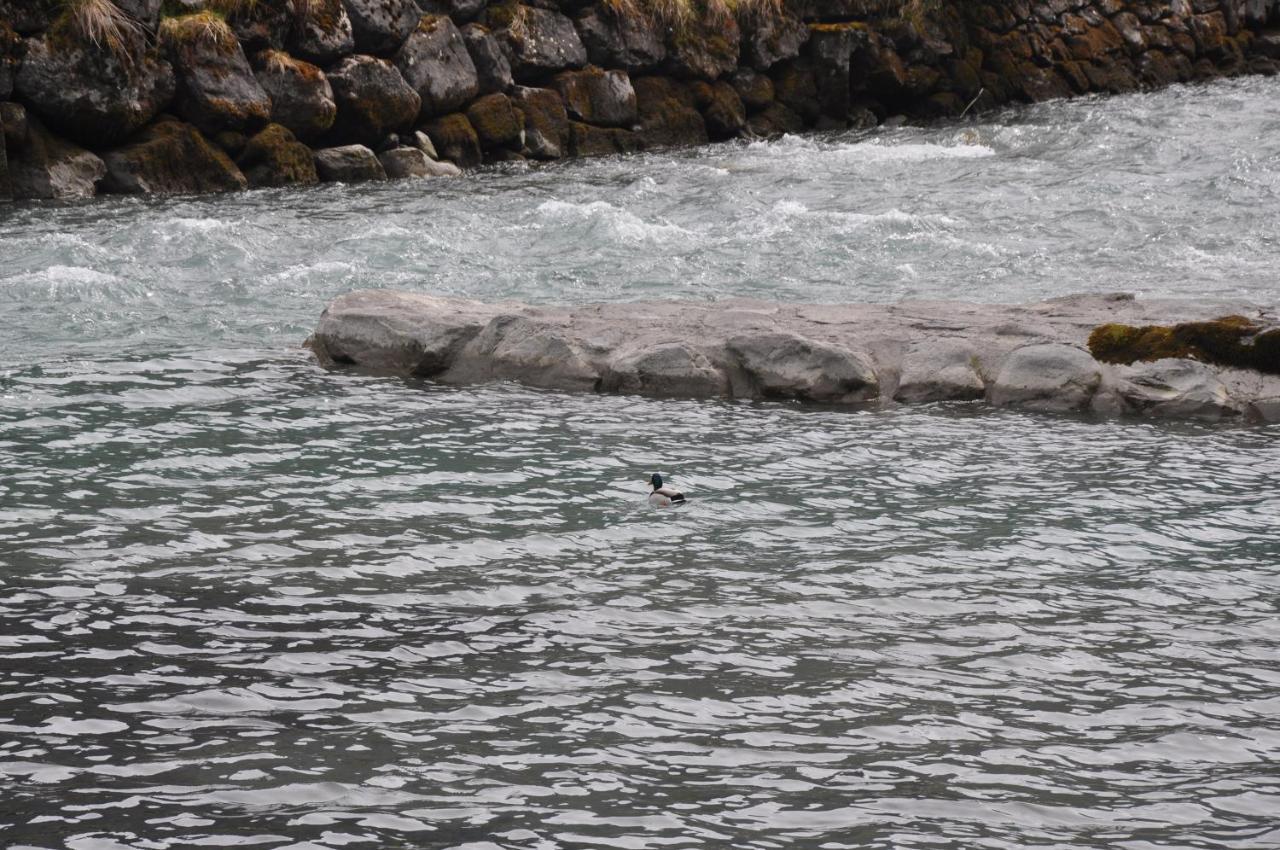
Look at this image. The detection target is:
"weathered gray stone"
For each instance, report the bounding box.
[290,0,357,64]
[163,14,271,135]
[344,0,424,54]
[501,6,587,78]
[101,117,247,195]
[254,50,337,141]
[461,23,514,94]
[895,339,985,403]
[742,11,809,70]
[511,85,569,158]
[14,33,174,148]
[7,114,106,200]
[990,344,1103,412]
[411,129,439,159]
[664,15,739,80]
[575,6,666,72]
[327,54,421,144]
[314,144,387,182]
[309,291,1279,423]
[378,145,460,177]
[1112,358,1241,420]
[394,15,479,116]
[552,66,637,127]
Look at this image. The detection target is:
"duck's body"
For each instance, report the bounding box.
[648,473,686,507]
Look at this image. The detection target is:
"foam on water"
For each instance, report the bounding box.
[1,76,1279,850]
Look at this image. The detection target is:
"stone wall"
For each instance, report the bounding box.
[1,0,1278,201]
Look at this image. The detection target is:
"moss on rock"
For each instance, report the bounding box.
[1088,316,1280,375]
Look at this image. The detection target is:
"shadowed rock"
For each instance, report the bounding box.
[238,123,318,188]
[100,117,247,195]
[309,291,1280,424]
[7,113,106,200]
[290,0,356,64]
[345,0,424,54]
[422,112,481,166]
[575,6,666,72]
[511,85,569,158]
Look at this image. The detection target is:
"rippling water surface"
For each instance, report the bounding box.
[2,77,1279,849]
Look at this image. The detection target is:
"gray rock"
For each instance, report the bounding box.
[552,67,637,127]
[511,85,569,159]
[895,339,985,403]
[664,16,739,80]
[394,15,479,117]
[163,15,272,135]
[741,11,808,71]
[314,144,387,182]
[1113,358,1241,421]
[7,115,106,200]
[602,344,728,397]
[990,344,1103,413]
[378,145,460,177]
[0,0,55,34]
[461,23,513,94]
[728,333,879,403]
[290,0,356,64]
[100,118,248,195]
[254,50,337,141]
[412,129,439,159]
[308,290,1280,423]
[327,54,421,144]
[1,101,28,150]
[575,6,666,72]
[344,0,424,54]
[502,6,587,78]
[14,34,175,148]
[422,0,487,23]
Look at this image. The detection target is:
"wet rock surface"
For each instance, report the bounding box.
[310,291,1280,423]
[6,112,106,200]
[100,117,248,195]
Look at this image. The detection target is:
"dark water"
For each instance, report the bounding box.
[2,76,1279,849]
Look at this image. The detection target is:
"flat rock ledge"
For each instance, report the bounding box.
[308,290,1280,423]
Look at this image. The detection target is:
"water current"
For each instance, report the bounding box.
[1,77,1278,849]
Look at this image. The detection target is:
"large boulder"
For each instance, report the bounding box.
[465,92,523,150]
[574,6,666,72]
[698,80,746,140]
[100,117,247,195]
[237,123,319,188]
[727,333,879,403]
[496,6,587,79]
[253,49,337,141]
[567,121,642,157]
[344,0,424,54]
[314,144,386,181]
[552,66,636,127]
[665,15,739,80]
[989,344,1103,413]
[161,13,272,135]
[510,85,569,158]
[742,11,808,70]
[729,68,775,112]
[327,54,421,144]
[13,33,174,149]
[633,75,707,149]
[290,0,357,64]
[602,344,727,397]
[422,0,488,22]
[6,113,105,200]
[422,112,481,167]
[894,339,985,403]
[461,23,513,94]
[394,15,479,117]
[1112,358,1241,421]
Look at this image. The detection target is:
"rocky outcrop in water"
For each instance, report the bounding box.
[308,290,1280,423]
[1,0,1277,201]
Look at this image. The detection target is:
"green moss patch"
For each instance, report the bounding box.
[1088,316,1280,375]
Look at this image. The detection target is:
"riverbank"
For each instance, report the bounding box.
[308,289,1280,422]
[2,0,1278,201]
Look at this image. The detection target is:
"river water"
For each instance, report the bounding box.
[1,77,1279,849]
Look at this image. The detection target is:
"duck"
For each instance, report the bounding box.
[648,473,686,507]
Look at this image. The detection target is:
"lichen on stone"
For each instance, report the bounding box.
[1088,316,1280,375]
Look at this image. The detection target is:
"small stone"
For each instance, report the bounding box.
[314,144,387,182]
[412,130,439,159]
[575,5,666,72]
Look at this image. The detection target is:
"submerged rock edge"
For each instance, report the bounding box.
[309,290,1280,423]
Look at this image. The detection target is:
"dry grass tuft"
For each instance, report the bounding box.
[55,0,144,57]
[603,0,784,30]
[158,10,237,49]
[257,47,296,73]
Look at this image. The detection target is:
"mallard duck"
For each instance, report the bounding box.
[648,473,686,507]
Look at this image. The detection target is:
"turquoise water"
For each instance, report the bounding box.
[1,76,1279,849]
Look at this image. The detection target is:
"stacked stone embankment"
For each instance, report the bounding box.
[2,0,1279,201]
[308,290,1280,423]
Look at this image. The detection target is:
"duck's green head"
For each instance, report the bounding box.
[650,473,663,490]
